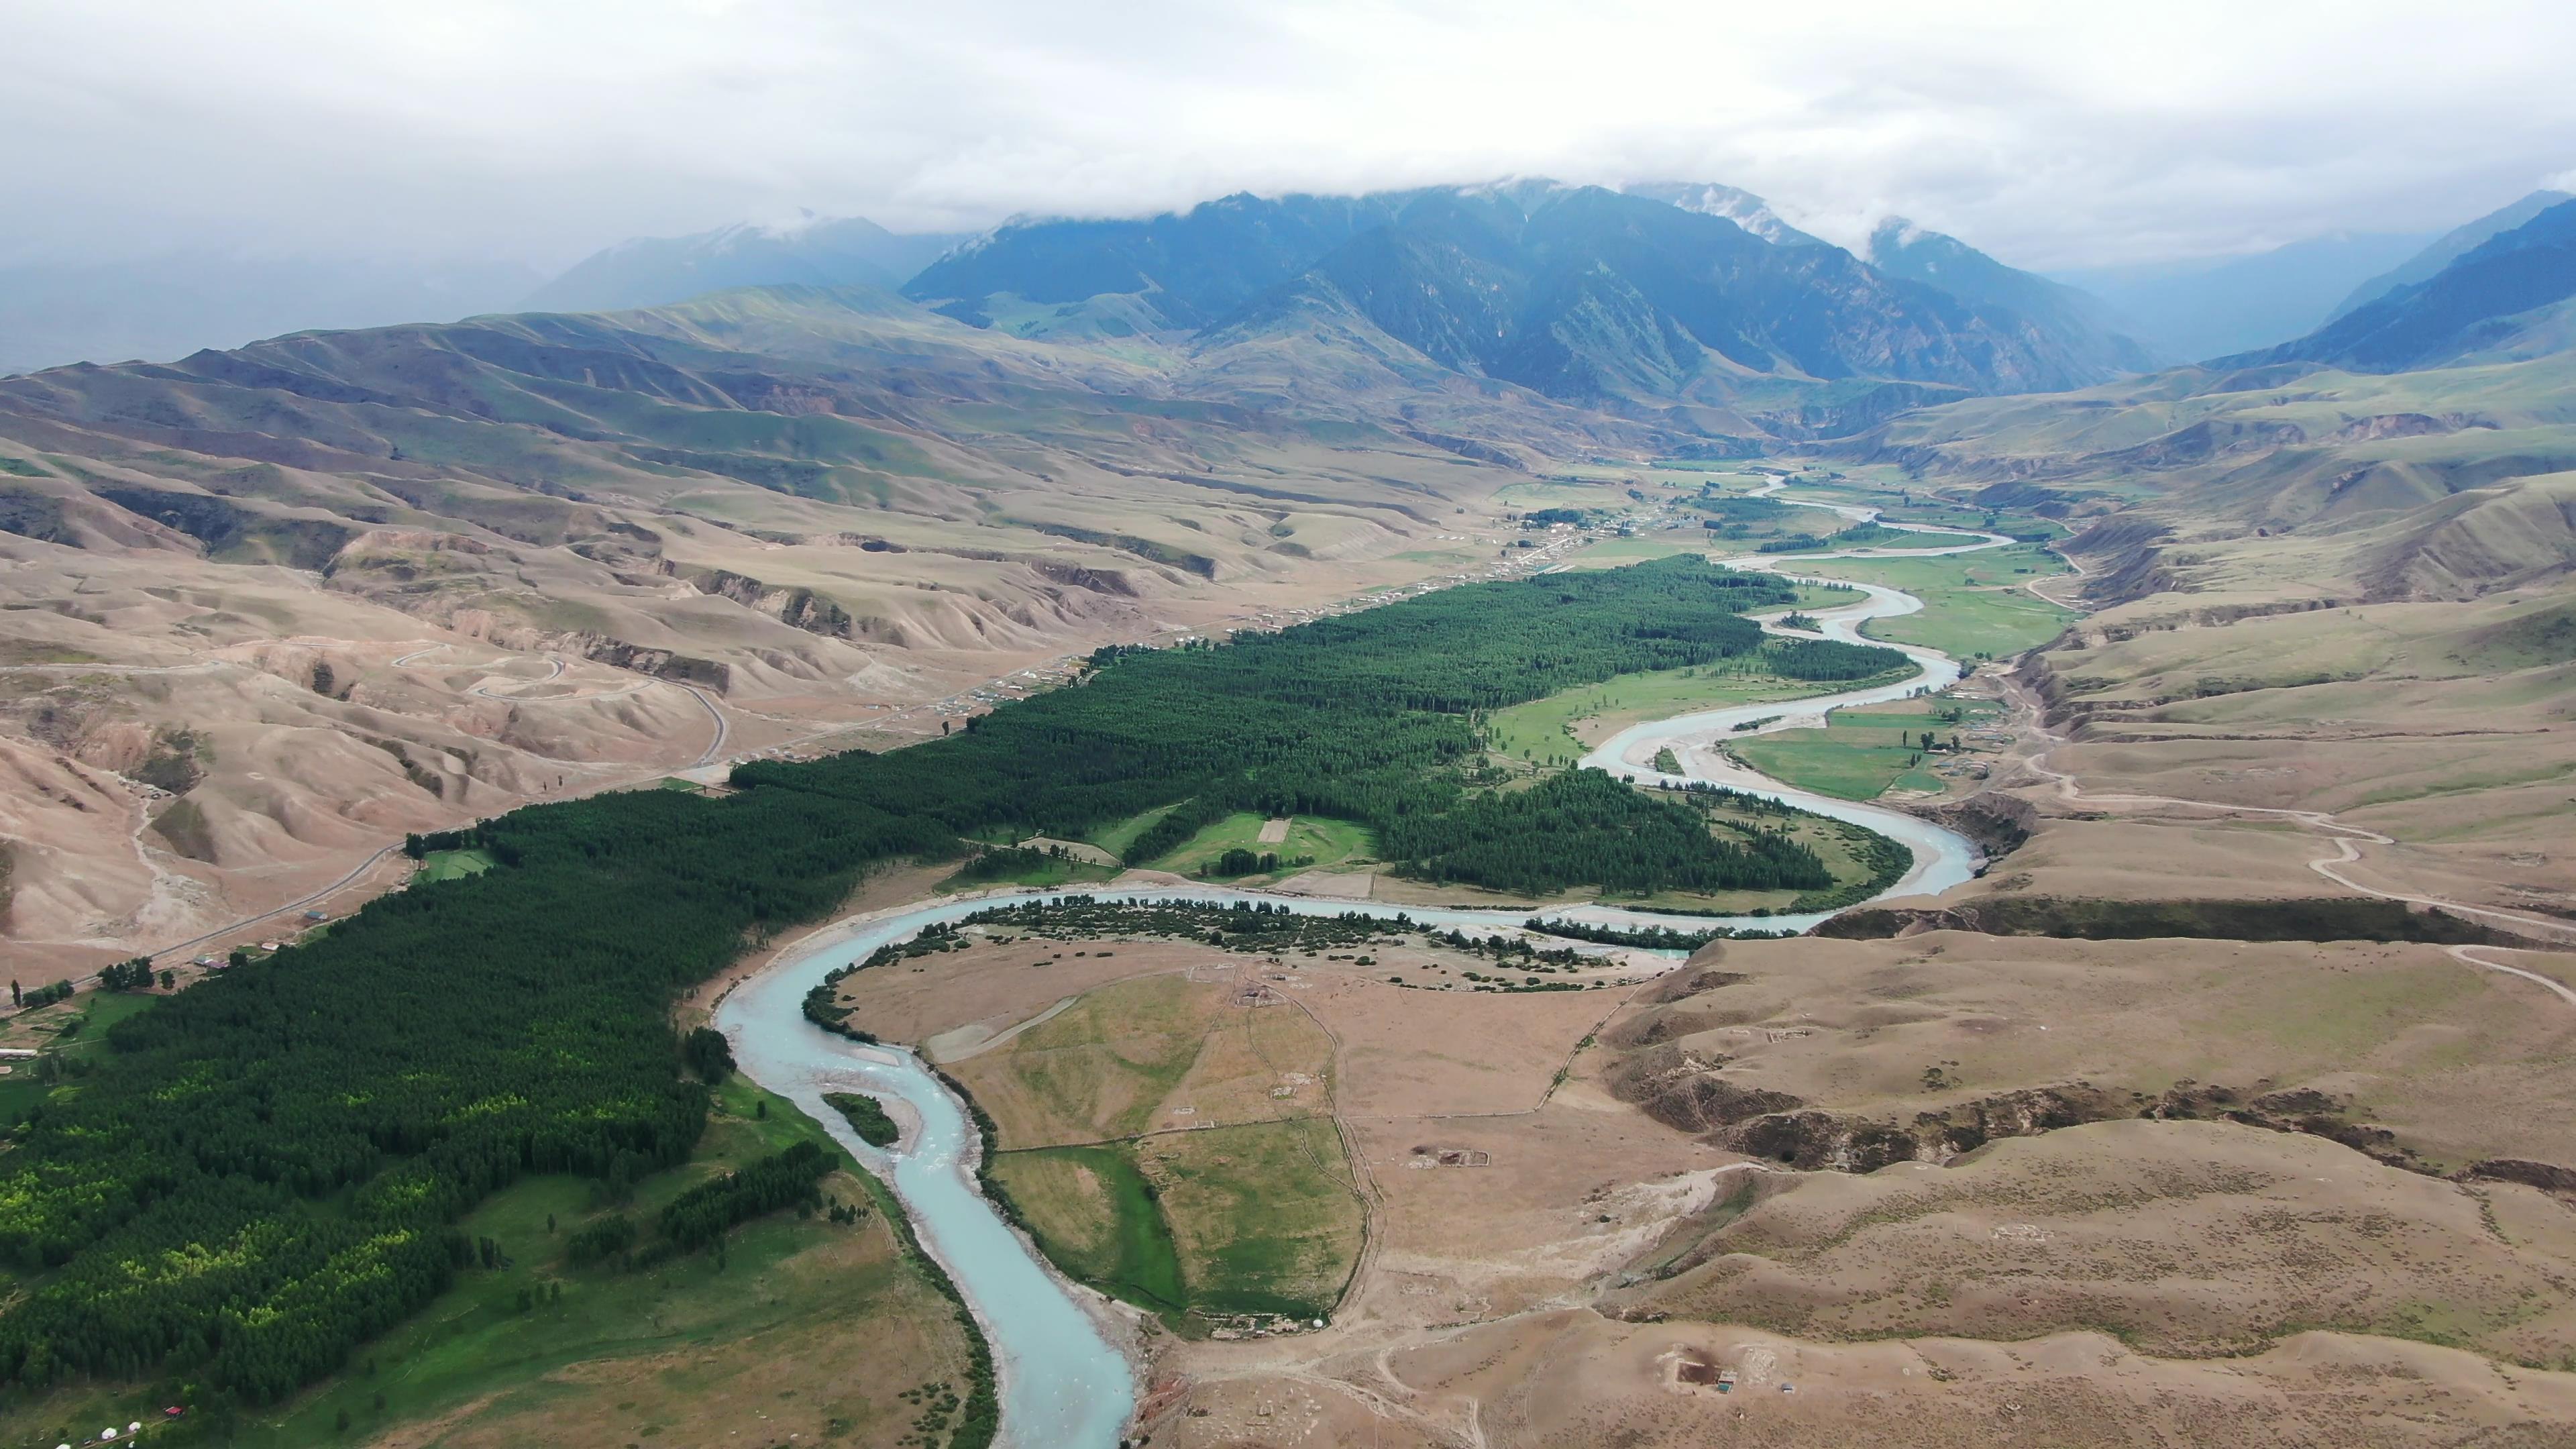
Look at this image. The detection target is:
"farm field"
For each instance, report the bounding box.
[936,965,1362,1329]
[945,971,1337,1146]
[993,1120,1365,1330]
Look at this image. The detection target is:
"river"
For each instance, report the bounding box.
[715,484,2008,1447]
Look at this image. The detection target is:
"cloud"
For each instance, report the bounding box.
[9,0,2576,270]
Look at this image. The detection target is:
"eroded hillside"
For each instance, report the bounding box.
[0,285,1646,968]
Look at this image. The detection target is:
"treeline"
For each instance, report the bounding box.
[1380,769,1831,897]
[659,1141,833,1252]
[1766,638,1910,680]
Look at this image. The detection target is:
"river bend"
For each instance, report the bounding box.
[716,486,2008,1447]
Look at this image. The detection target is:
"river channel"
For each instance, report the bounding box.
[715,487,2010,1447]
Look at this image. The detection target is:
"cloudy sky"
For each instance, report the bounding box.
[10,0,2576,271]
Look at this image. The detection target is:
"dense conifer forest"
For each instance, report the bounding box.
[0,557,1907,1409]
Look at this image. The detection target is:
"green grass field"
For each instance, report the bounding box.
[1796,544,2080,660]
[994,1119,1364,1330]
[1139,1119,1364,1322]
[1731,698,2003,800]
[417,846,496,881]
[1085,802,1177,860]
[1148,810,1375,878]
[989,1144,1189,1316]
[1732,722,1948,800]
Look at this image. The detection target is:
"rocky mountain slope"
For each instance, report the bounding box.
[1866,217,2161,376]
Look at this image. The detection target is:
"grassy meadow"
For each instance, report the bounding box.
[957,973,1363,1330]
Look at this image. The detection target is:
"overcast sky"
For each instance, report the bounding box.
[11,0,2576,272]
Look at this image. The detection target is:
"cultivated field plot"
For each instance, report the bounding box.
[957,974,1364,1328]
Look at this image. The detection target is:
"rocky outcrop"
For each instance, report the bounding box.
[1724,1085,2127,1170]
[1914,792,2035,860]
[1700,1079,2447,1177]
[1613,1045,1807,1134]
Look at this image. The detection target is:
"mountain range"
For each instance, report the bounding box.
[910,180,2153,423]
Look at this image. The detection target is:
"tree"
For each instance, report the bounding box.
[682,1026,734,1084]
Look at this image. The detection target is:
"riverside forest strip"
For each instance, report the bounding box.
[746,555,1900,898]
[0,555,1904,1410]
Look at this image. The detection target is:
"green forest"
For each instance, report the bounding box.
[0,556,1905,1413]
[745,555,1897,895]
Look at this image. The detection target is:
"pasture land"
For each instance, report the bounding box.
[1148,810,1376,879]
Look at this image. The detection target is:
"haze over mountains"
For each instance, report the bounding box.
[521,215,970,315]
[2223,195,2576,372]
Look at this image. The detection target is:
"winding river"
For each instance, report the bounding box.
[715,485,2010,1448]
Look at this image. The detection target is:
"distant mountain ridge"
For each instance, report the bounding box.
[1621,181,1829,248]
[2326,189,2575,323]
[910,180,2151,420]
[2050,231,2437,362]
[523,216,967,315]
[1866,218,2162,376]
[2222,197,2576,373]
